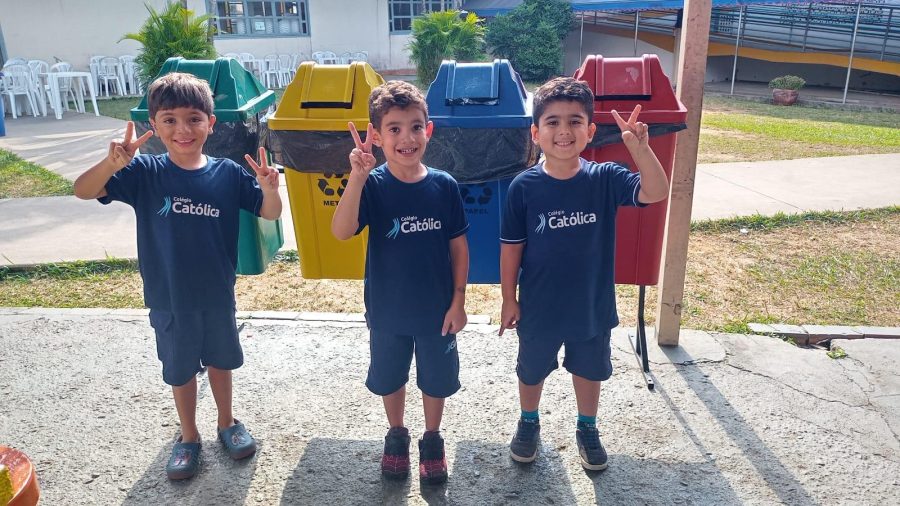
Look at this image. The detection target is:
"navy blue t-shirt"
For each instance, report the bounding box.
[500,158,644,340]
[356,165,469,336]
[99,154,263,311]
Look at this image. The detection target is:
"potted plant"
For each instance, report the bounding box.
[768,75,806,106]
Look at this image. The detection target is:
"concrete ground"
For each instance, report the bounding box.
[0,309,898,505]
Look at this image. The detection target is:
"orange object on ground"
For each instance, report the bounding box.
[0,446,40,506]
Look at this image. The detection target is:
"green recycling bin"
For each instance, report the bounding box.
[130,57,283,275]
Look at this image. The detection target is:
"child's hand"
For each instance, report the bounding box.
[245,147,280,193]
[442,303,467,336]
[498,299,520,336]
[348,122,377,181]
[107,121,152,171]
[612,105,649,150]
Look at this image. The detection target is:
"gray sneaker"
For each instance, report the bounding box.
[510,419,540,463]
[576,425,608,471]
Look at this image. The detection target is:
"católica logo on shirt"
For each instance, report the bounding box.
[157,196,221,218]
[535,210,597,233]
[385,215,442,239]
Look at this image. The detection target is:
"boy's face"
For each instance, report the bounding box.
[372,106,433,172]
[531,100,596,165]
[150,107,216,162]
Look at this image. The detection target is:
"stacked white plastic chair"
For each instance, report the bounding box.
[47,62,81,114]
[1,63,40,118]
[27,60,50,116]
[97,56,124,97]
[312,51,338,65]
[119,55,142,96]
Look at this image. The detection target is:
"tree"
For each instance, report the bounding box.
[122,2,216,87]
[485,0,574,81]
[408,10,486,86]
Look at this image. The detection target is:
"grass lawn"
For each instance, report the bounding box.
[0,149,73,198]
[3,208,898,332]
[699,96,900,163]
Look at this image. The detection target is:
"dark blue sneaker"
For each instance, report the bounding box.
[576,425,608,471]
[166,437,201,480]
[510,419,540,463]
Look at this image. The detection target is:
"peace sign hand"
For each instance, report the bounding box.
[108,121,153,171]
[348,122,377,182]
[245,147,280,193]
[611,104,649,149]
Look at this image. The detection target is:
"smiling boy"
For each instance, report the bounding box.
[74,72,281,480]
[331,81,469,485]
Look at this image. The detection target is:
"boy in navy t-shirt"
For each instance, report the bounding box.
[74,72,282,480]
[498,77,669,471]
[332,81,469,485]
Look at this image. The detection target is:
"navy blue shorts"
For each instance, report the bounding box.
[148,309,243,386]
[366,329,461,398]
[516,330,613,385]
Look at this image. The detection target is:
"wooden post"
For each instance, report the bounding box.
[654,0,712,346]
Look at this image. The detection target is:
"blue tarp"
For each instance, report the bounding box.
[462,0,825,15]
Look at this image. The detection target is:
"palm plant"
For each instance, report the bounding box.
[408,10,486,87]
[122,2,217,87]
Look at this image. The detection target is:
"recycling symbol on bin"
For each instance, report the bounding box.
[317,173,349,197]
[460,183,493,206]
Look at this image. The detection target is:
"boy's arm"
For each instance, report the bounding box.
[612,106,669,204]
[244,147,282,220]
[332,122,377,240]
[498,242,524,336]
[74,121,152,200]
[442,234,469,336]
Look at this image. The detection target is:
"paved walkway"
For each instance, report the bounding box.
[1,111,899,266]
[1,309,898,504]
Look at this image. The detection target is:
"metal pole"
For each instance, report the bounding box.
[580,14,585,63]
[730,6,745,95]
[881,8,893,61]
[634,11,641,56]
[802,3,812,52]
[843,1,862,104]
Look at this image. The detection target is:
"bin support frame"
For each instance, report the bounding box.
[628,285,655,390]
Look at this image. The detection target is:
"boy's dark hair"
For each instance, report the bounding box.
[532,77,594,124]
[368,81,428,130]
[147,72,215,119]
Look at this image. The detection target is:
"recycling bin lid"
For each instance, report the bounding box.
[574,54,686,124]
[130,57,275,122]
[426,59,531,128]
[266,61,385,132]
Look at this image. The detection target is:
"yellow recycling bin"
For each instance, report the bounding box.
[265,61,385,279]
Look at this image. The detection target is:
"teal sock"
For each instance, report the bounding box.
[577,414,596,428]
[521,409,539,422]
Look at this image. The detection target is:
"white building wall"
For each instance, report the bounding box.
[0,0,169,69]
[0,0,412,71]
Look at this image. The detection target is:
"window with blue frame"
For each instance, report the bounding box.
[389,0,458,32]
[210,1,310,37]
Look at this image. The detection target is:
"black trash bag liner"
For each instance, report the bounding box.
[422,127,540,184]
[260,122,386,174]
[134,115,265,172]
[587,122,687,149]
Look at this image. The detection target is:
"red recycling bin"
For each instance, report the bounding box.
[575,54,687,286]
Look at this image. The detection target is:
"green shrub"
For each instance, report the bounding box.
[408,10,486,86]
[122,3,216,87]
[484,0,574,81]
[768,75,806,90]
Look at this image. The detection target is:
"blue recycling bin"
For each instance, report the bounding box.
[423,59,539,283]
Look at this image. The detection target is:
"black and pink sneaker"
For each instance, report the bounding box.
[381,427,411,478]
[418,431,448,485]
